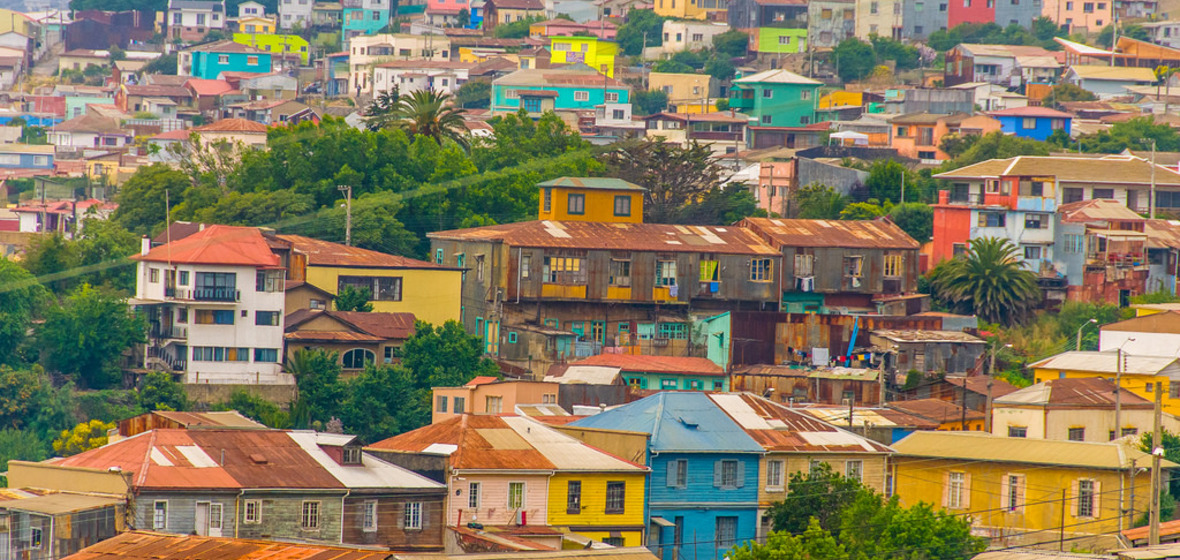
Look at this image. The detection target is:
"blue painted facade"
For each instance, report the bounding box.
[0,148,53,169]
[993,113,1072,142]
[570,393,763,560]
[189,49,272,80]
[342,7,391,44]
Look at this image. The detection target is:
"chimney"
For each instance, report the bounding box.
[140,235,151,255]
[938,190,949,205]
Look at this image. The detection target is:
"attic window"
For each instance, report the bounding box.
[342,446,362,465]
[249,454,268,464]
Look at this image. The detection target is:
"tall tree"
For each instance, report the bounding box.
[832,38,876,82]
[0,258,48,366]
[928,237,1041,326]
[603,139,726,223]
[112,164,191,235]
[37,284,146,389]
[137,371,188,411]
[370,90,470,149]
[401,321,499,388]
[889,203,934,243]
[617,9,664,56]
[334,286,374,312]
[794,183,848,219]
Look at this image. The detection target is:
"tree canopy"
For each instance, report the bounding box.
[928,237,1041,326]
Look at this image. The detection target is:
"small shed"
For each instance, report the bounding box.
[869,329,986,376]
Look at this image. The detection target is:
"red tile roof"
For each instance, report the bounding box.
[284,309,417,340]
[184,78,235,96]
[569,354,725,376]
[192,118,269,133]
[132,224,281,267]
[150,128,192,141]
[277,234,448,269]
[372,415,559,470]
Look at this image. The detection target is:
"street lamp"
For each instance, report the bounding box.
[1076,318,1098,351]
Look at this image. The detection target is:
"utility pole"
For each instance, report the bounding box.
[1150,385,1163,545]
[1151,138,1158,219]
[900,170,905,204]
[1115,346,1123,440]
[337,184,352,246]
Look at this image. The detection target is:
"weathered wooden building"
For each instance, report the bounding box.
[868,329,986,376]
[738,218,921,313]
[731,364,884,406]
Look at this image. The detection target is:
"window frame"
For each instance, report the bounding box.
[605,481,626,514]
[403,501,423,530]
[301,500,321,530]
[566,480,582,514]
[153,501,168,530]
[567,193,585,215]
[507,481,526,509]
[244,500,261,524]
[766,459,784,490]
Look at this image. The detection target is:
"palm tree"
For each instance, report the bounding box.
[372,89,470,150]
[928,237,1041,326]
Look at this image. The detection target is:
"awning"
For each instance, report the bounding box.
[650,517,676,527]
[830,130,869,146]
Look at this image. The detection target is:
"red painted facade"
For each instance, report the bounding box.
[947,0,994,28]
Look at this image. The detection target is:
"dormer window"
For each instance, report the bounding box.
[342,446,362,465]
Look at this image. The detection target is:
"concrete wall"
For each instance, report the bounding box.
[183,382,297,405]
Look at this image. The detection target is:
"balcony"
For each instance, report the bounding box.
[689,131,742,141]
[151,326,188,340]
[193,287,240,302]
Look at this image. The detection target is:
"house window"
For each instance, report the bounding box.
[574,91,590,101]
[947,472,966,508]
[150,268,159,282]
[750,258,772,282]
[794,254,814,276]
[567,480,582,513]
[978,212,1006,227]
[468,482,480,508]
[766,459,784,489]
[609,259,631,287]
[778,36,790,45]
[256,270,284,292]
[883,254,903,277]
[843,256,863,277]
[520,254,531,279]
[1022,117,1036,129]
[669,459,688,488]
[568,193,585,215]
[508,482,525,509]
[1006,475,1022,511]
[254,348,279,362]
[605,92,619,102]
[614,195,631,217]
[659,323,688,339]
[244,500,261,523]
[301,501,320,529]
[1025,213,1047,229]
[1024,245,1042,260]
[1093,188,1115,199]
[218,55,229,64]
[801,89,811,100]
[716,517,738,548]
[363,500,378,532]
[542,256,586,284]
[718,459,740,489]
[762,88,773,98]
[1077,479,1096,517]
[486,395,503,413]
[1009,426,1028,438]
[342,348,375,369]
[195,310,234,325]
[153,501,168,530]
[338,276,402,301]
[762,116,772,124]
[605,481,626,514]
[844,460,864,482]
[454,397,465,413]
[661,379,678,389]
[436,395,448,412]
[656,260,678,286]
[255,311,280,326]
[1068,427,1085,441]
[247,55,259,65]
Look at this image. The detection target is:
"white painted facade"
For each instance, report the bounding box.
[372,64,469,95]
[278,0,314,29]
[655,20,728,55]
[1099,330,1180,358]
[135,241,291,385]
[347,34,451,95]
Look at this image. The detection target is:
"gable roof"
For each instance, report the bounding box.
[708,393,892,453]
[53,113,128,135]
[184,78,235,96]
[567,354,724,376]
[569,392,765,453]
[994,377,1153,408]
[892,430,1170,470]
[887,398,985,424]
[428,220,780,256]
[934,155,1180,186]
[276,234,448,269]
[192,118,269,133]
[132,224,280,268]
[734,68,821,86]
[184,39,265,54]
[1101,310,1180,334]
[494,67,626,89]
[1067,64,1157,82]
[1028,350,1180,376]
[284,309,417,340]
[371,415,647,472]
[740,218,918,250]
[1058,198,1146,224]
[987,106,1075,118]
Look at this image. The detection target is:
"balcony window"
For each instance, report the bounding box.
[543,256,587,284]
[610,259,631,287]
[978,212,1006,227]
[194,272,237,301]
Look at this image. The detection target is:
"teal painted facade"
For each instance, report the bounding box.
[189,49,272,80]
[342,7,391,45]
[781,292,825,313]
[695,312,731,369]
[65,97,114,119]
[621,372,728,392]
[729,69,821,128]
[492,83,630,113]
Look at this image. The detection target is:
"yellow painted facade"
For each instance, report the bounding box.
[652,0,711,20]
[537,184,644,223]
[818,90,863,110]
[303,265,462,326]
[458,48,519,64]
[549,37,618,78]
[758,453,889,509]
[236,16,276,33]
[893,457,1153,545]
[546,473,647,546]
[1034,367,1180,416]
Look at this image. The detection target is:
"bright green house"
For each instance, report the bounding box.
[233,33,312,65]
[568,354,730,392]
[755,27,807,54]
[729,68,821,128]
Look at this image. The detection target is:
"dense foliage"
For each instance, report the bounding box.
[928,237,1041,326]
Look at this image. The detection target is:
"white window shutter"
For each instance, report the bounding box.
[1000,474,1010,511]
[1015,475,1025,512]
[1070,479,1080,517]
[1093,480,1102,517]
[942,471,950,507]
[736,461,746,488]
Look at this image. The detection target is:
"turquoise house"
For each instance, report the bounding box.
[695,312,731,369]
[491,67,630,114]
[571,393,763,560]
[342,2,392,46]
[730,68,821,128]
[64,97,114,119]
[565,354,729,392]
[182,40,272,80]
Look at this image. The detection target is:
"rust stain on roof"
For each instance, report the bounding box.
[428,221,779,256]
[740,218,919,250]
[63,531,394,560]
[278,234,449,269]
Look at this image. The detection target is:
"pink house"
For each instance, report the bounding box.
[425,0,471,26]
[755,160,795,216]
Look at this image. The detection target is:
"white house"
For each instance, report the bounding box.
[347,34,452,95]
[167,0,228,41]
[1098,311,1180,358]
[650,20,728,56]
[238,0,266,17]
[371,60,472,96]
[132,225,292,386]
[47,113,133,149]
[278,0,314,29]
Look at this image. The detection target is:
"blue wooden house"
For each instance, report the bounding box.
[988,106,1073,141]
[570,392,763,560]
[181,40,272,80]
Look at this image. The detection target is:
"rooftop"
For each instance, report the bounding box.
[892,430,1172,470]
[192,118,269,133]
[428,220,780,256]
[1058,198,1146,224]
[183,39,265,54]
[1029,351,1180,376]
[566,354,724,376]
[277,234,448,269]
[132,224,281,268]
[887,398,985,424]
[65,531,394,560]
[740,218,919,250]
[569,392,765,453]
[734,68,822,86]
[285,309,417,340]
[1067,64,1157,82]
[995,377,1153,408]
[536,177,646,191]
[933,155,1180,186]
[709,393,893,454]
[987,106,1075,118]
[494,67,626,88]
[871,329,985,343]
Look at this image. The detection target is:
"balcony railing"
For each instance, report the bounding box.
[193,287,240,302]
[689,131,741,141]
[151,326,188,340]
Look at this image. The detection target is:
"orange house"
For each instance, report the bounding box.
[889,112,1001,164]
[430,377,558,423]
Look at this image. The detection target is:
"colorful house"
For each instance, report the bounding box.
[235,15,275,33]
[990,377,1180,442]
[180,40,272,80]
[1029,350,1180,416]
[537,176,644,224]
[892,431,1168,547]
[753,28,807,54]
[232,32,311,65]
[988,106,1073,141]
[342,0,392,45]
[570,392,764,560]
[371,414,649,546]
[889,112,1002,163]
[729,69,821,128]
[491,67,630,114]
[566,354,728,391]
[483,0,546,30]
[430,378,557,423]
[549,36,618,77]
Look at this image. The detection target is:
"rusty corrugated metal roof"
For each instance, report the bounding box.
[62,531,394,560]
[428,221,780,256]
[709,393,893,454]
[278,234,450,270]
[740,218,919,250]
[887,398,984,424]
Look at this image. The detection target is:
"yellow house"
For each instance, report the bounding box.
[277,234,463,326]
[818,90,863,110]
[236,16,276,34]
[537,177,645,224]
[549,36,618,78]
[1130,303,1180,317]
[648,72,718,114]
[547,471,648,547]
[652,0,716,20]
[1029,350,1180,417]
[232,32,311,65]
[893,431,1169,548]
